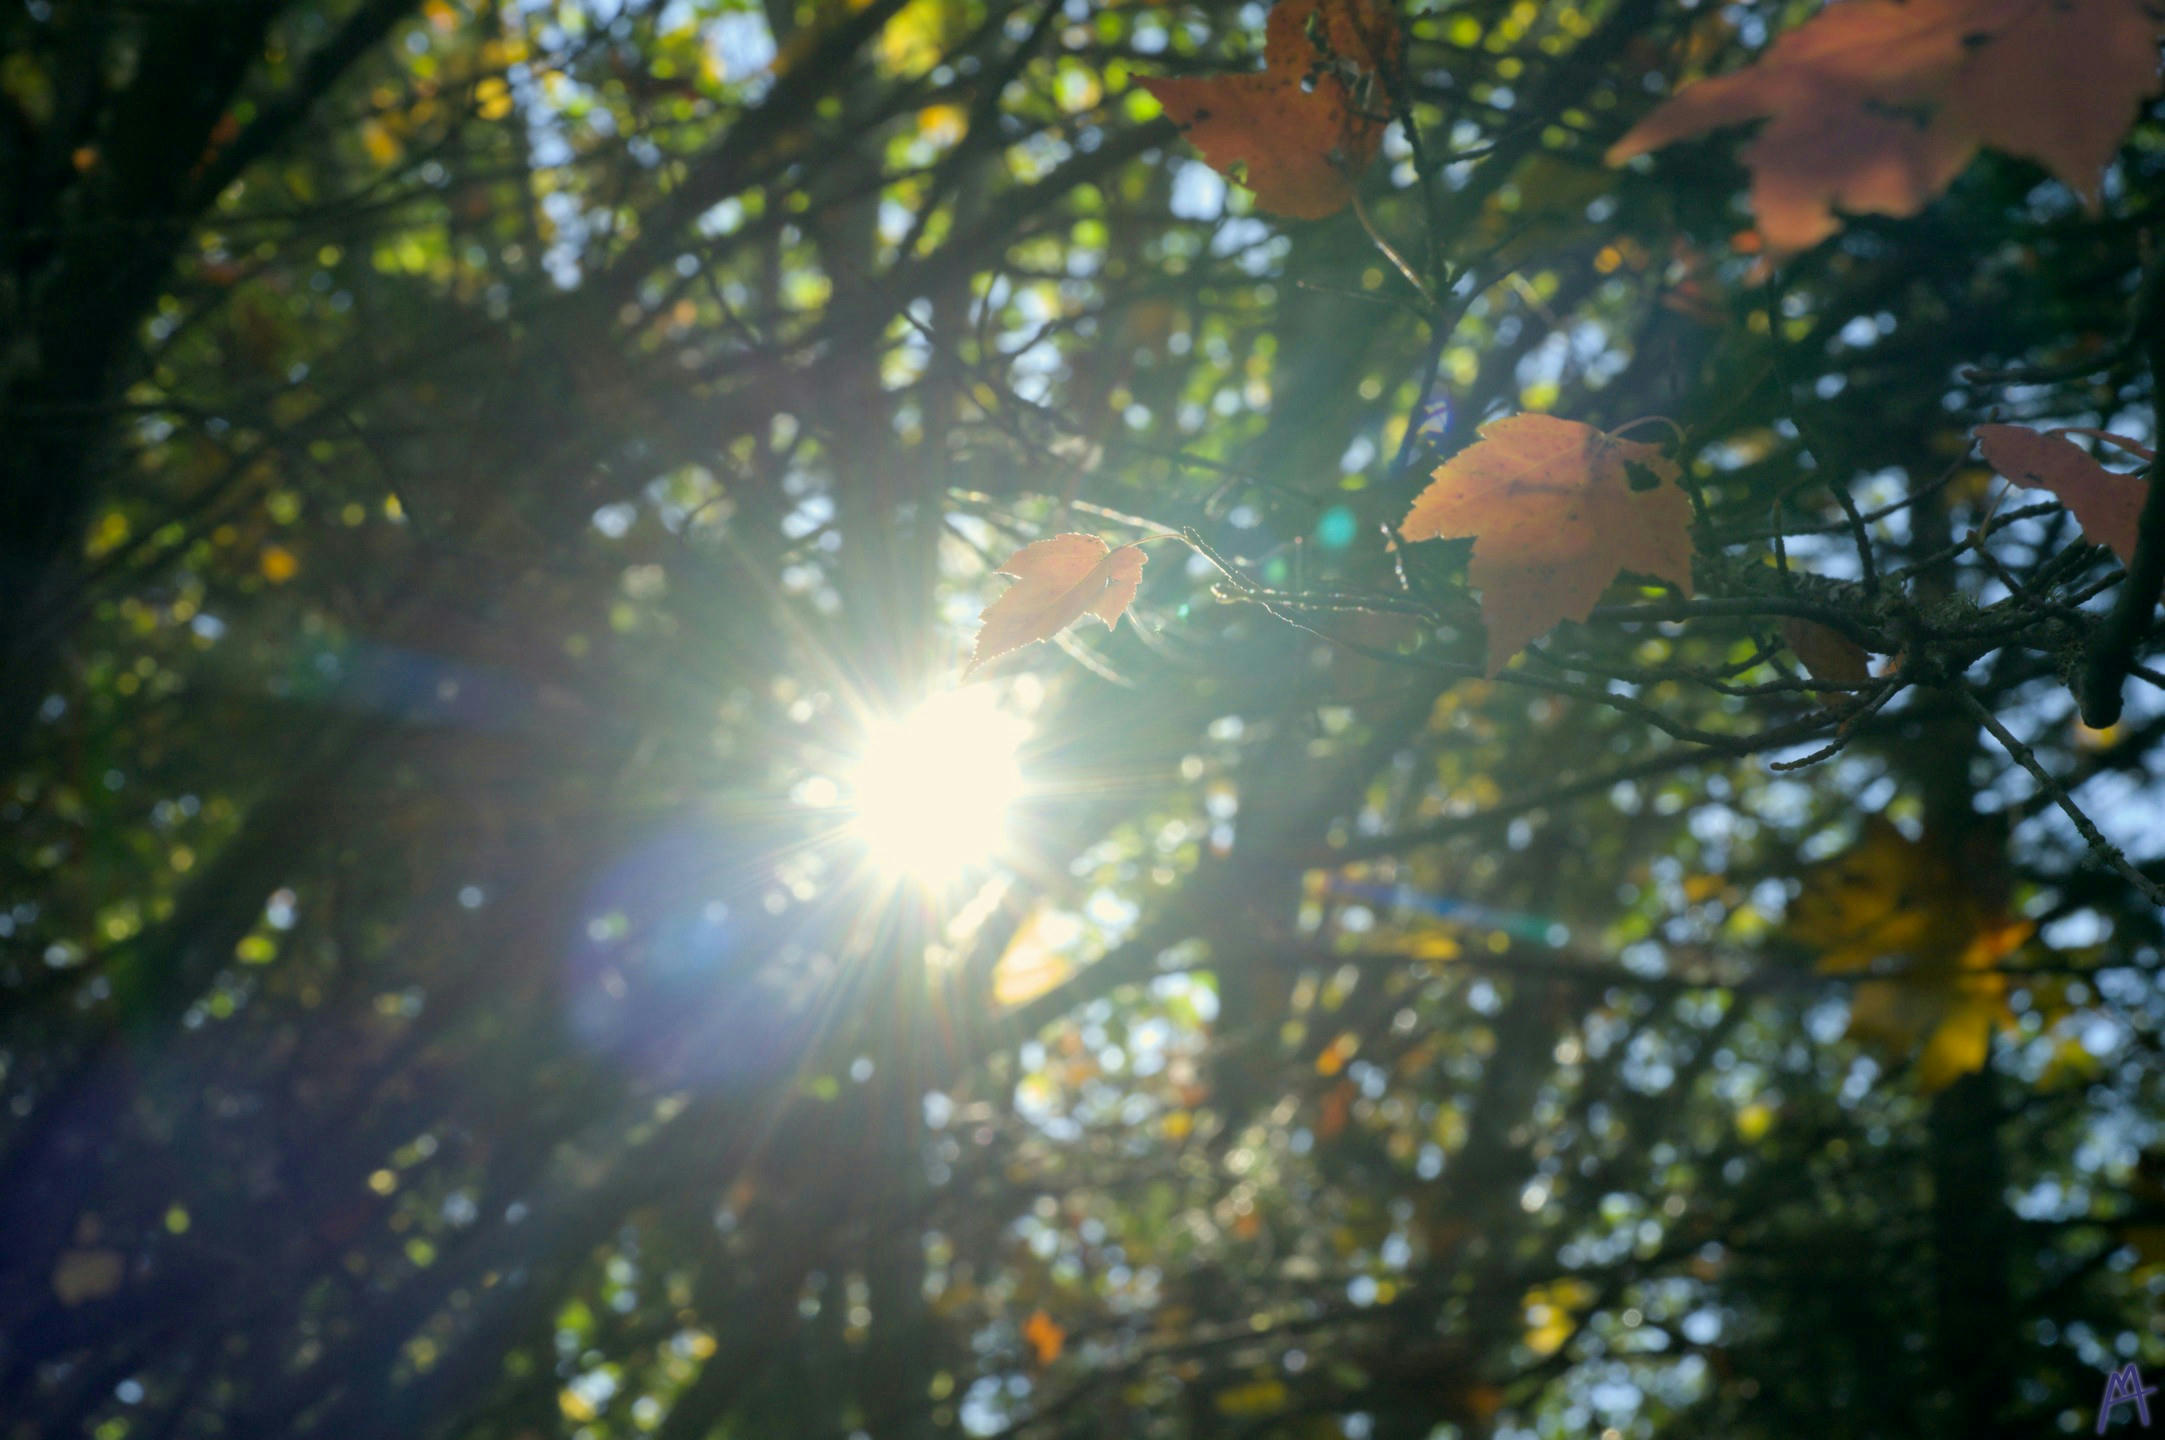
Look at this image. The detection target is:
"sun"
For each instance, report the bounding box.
[847,689,1029,884]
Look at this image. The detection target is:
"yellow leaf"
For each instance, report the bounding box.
[2076,719,2122,751]
[917,103,967,145]
[1735,1101,1774,1142]
[1521,1277,1593,1358]
[879,0,968,77]
[87,510,131,558]
[2038,1032,2105,1088]
[361,119,402,167]
[1789,817,2031,1090]
[1912,984,1999,1091]
[475,76,513,121]
[1682,873,1726,904]
[259,545,299,584]
[1408,930,1462,962]
[991,908,1080,1010]
[1789,817,1957,973]
[1214,1378,1290,1417]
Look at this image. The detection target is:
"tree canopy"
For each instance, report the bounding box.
[3,0,2164,1437]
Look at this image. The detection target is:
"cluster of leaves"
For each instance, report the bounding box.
[2,0,2164,1439]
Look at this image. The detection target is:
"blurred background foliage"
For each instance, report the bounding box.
[2,0,2163,1437]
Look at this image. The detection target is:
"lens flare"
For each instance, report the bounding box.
[849,689,1028,883]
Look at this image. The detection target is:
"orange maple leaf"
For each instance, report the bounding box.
[1022,1309,1066,1366]
[1607,0,2165,251]
[1138,0,1401,219]
[1975,422,2152,565]
[1400,414,1695,675]
[966,534,1147,675]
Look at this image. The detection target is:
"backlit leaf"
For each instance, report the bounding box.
[1607,0,2165,250]
[1138,0,1400,219]
[966,534,1147,676]
[1399,414,1695,674]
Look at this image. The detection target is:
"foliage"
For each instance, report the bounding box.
[1138,0,1400,218]
[968,533,1150,673]
[1396,414,1694,674]
[1978,423,2154,564]
[3,0,2164,1439]
[1606,0,2165,248]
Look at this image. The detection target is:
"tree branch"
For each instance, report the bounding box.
[2076,257,2165,726]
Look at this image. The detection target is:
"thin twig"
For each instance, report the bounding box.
[1351,191,1439,313]
[1958,689,2165,906]
[1768,677,1904,771]
[1765,271,1880,595]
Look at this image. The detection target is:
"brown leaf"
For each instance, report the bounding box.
[1400,414,1695,674]
[2057,428,2157,464]
[52,1248,125,1307]
[1315,1079,1355,1141]
[1780,617,1871,700]
[1976,422,2147,564]
[1607,0,2165,251]
[1256,0,1399,74]
[1138,0,1399,219]
[966,534,1147,675]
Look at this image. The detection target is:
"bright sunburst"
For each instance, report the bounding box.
[848,689,1029,884]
